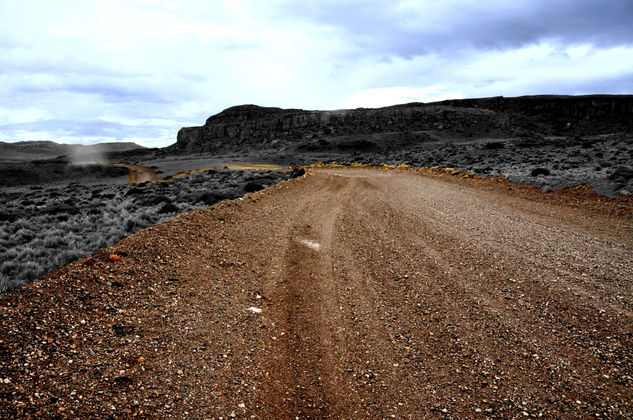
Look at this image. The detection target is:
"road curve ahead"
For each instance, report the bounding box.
[115,162,159,184]
[2,168,632,418]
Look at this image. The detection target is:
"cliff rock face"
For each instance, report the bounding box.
[172,95,633,154]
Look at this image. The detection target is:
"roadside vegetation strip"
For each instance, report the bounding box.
[0,168,296,293]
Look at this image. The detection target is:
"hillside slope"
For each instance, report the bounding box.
[0,141,146,162]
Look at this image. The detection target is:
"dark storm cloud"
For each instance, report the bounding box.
[282,0,633,58]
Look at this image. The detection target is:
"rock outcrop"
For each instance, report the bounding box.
[171,95,633,154]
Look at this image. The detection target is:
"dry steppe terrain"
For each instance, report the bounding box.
[0,166,295,292]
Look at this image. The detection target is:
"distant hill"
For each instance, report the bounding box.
[0,141,146,162]
[170,95,633,154]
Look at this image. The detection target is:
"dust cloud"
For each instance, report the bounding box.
[68,144,106,164]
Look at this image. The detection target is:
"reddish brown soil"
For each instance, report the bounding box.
[115,163,159,184]
[1,168,632,418]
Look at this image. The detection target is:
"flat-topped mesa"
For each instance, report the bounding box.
[176,104,357,153]
[173,95,633,154]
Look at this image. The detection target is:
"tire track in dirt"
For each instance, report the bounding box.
[263,175,367,417]
[267,204,339,414]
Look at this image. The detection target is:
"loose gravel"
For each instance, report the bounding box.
[1,168,631,418]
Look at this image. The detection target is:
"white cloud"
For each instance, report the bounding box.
[336,87,464,109]
[0,107,52,125]
[452,43,633,96]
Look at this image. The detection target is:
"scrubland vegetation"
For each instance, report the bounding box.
[0,162,128,187]
[0,168,292,292]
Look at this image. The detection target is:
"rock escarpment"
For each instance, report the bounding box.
[171,95,633,154]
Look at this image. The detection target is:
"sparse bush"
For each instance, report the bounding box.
[95,236,108,249]
[12,218,30,230]
[3,247,20,260]
[483,142,505,150]
[158,203,179,214]
[0,212,17,223]
[52,249,86,268]
[124,216,143,233]
[1,260,19,276]
[608,167,633,181]
[12,228,36,244]
[49,201,81,215]
[244,181,265,193]
[21,261,46,282]
[531,168,551,177]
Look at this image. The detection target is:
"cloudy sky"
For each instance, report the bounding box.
[1,0,632,147]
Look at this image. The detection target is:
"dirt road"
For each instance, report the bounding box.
[115,163,159,184]
[1,168,632,418]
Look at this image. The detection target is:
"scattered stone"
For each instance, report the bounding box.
[300,239,321,251]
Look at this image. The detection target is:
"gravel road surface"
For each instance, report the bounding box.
[1,168,632,418]
[115,163,159,184]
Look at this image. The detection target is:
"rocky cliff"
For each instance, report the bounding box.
[171,95,633,154]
